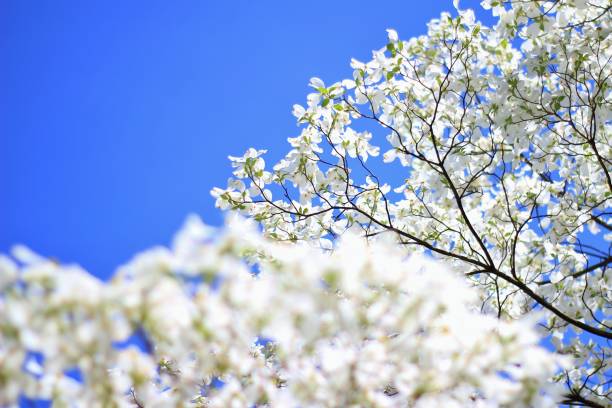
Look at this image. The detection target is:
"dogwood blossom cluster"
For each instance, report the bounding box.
[213,0,611,405]
[0,216,562,407]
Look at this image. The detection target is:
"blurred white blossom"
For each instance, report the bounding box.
[0,216,562,406]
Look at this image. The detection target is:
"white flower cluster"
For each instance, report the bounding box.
[0,216,561,407]
[212,0,611,404]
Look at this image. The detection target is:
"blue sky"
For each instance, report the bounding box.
[1,1,494,279]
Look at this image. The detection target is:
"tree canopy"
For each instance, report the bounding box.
[213,0,611,406]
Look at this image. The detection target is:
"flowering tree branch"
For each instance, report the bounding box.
[214,1,611,405]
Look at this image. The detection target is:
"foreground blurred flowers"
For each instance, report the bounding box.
[1,215,562,407]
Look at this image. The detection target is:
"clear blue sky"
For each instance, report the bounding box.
[1,1,493,279]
